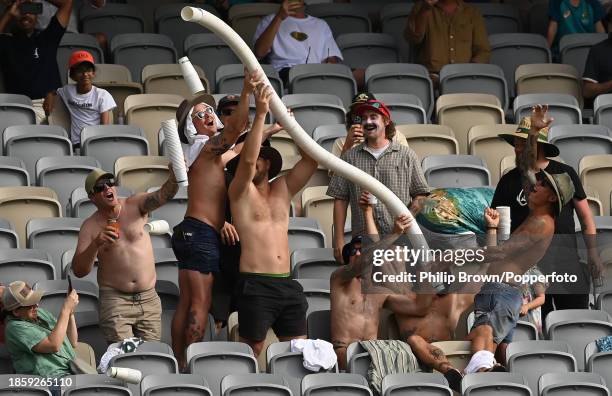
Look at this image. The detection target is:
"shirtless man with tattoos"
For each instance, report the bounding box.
[72,167,178,344]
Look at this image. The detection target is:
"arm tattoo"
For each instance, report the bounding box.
[206,133,233,156]
[430,346,445,360]
[141,178,178,213]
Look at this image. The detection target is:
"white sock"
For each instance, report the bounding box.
[463,350,496,374]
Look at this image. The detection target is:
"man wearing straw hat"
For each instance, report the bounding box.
[171,69,263,370]
[492,105,604,321]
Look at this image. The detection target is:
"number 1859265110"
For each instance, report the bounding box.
[9,376,73,387]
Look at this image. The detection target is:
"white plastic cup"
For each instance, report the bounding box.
[496,206,511,220]
[368,192,378,205]
[145,220,170,235]
[107,367,142,384]
[496,206,511,240]
[178,56,204,95]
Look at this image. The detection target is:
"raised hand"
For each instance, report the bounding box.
[254,84,273,114]
[358,190,373,213]
[530,104,553,131]
[484,207,499,229]
[393,213,413,234]
[243,68,264,95]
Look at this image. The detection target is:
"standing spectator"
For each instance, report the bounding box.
[253,0,343,85]
[0,0,73,124]
[583,32,612,99]
[327,99,430,263]
[45,50,116,148]
[404,0,490,84]
[547,0,606,58]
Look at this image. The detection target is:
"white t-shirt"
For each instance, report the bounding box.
[364,143,390,159]
[253,14,343,71]
[56,84,116,144]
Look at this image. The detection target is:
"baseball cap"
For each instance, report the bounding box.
[85,168,115,195]
[225,145,283,179]
[354,100,391,119]
[2,281,44,312]
[69,50,95,70]
[539,170,575,215]
[217,94,240,112]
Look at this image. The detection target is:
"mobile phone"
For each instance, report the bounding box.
[67,275,73,295]
[352,115,362,125]
[19,2,43,15]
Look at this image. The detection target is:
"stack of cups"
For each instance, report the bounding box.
[496,206,511,241]
[107,367,142,384]
[145,220,171,235]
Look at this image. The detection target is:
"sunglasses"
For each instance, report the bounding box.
[220,108,235,116]
[93,178,116,193]
[192,107,215,119]
[349,246,361,257]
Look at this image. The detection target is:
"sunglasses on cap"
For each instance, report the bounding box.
[92,178,116,193]
[192,107,215,119]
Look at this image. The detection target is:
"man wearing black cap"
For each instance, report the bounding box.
[227,83,318,357]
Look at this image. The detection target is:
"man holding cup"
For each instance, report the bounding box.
[72,167,178,344]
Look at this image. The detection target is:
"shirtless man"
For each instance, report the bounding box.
[171,70,262,370]
[72,167,178,343]
[226,84,318,356]
[331,191,429,370]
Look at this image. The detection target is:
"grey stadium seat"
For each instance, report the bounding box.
[346,342,370,377]
[109,350,178,395]
[374,93,427,124]
[0,248,55,284]
[0,93,32,106]
[0,219,18,248]
[288,217,326,253]
[289,63,357,108]
[560,33,608,77]
[26,217,84,275]
[0,156,29,187]
[153,248,178,290]
[513,93,581,125]
[302,373,372,396]
[422,154,491,188]
[306,3,371,37]
[0,374,52,395]
[312,124,347,153]
[586,340,612,389]
[366,63,434,118]
[111,33,177,84]
[141,373,212,396]
[461,372,531,396]
[296,278,330,316]
[539,372,608,396]
[0,101,36,145]
[33,279,98,317]
[62,374,129,396]
[473,3,521,35]
[221,373,291,396]
[81,125,149,172]
[337,33,398,70]
[216,63,283,97]
[57,33,104,85]
[379,3,414,62]
[291,248,337,280]
[74,311,107,364]
[185,34,240,93]
[228,3,280,45]
[381,373,451,396]
[307,310,331,342]
[36,156,100,214]
[187,342,258,396]
[595,94,612,131]
[281,94,345,136]
[440,63,509,111]
[80,3,145,44]
[549,124,612,170]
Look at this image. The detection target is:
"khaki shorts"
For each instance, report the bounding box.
[98,287,162,343]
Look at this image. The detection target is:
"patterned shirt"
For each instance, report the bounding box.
[327,142,430,237]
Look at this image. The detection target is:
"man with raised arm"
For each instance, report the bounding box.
[226,83,318,357]
[72,167,178,344]
[170,70,262,371]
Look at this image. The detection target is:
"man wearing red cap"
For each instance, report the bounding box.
[45,50,115,147]
[327,99,430,262]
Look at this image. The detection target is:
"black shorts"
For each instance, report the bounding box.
[171,217,220,273]
[236,273,308,341]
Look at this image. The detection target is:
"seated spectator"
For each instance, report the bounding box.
[253,0,343,85]
[404,0,490,84]
[547,0,606,59]
[46,50,116,148]
[583,32,612,99]
[0,0,72,124]
[3,281,79,378]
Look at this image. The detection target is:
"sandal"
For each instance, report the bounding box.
[443,368,463,392]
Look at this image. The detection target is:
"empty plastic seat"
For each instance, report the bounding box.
[185,34,240,93]
[312,124,346,153]
[379,3,414,62]
[595,94,612,131]
[301,186,335,247]
[57,33,104,85]
[307,309,331,342]
[147,185,187,229]
[142,63,209,96]
[473,3,521,35]
[381,373,451,396]
[153,248,178,289]
[3,125,72,180]
[468,124,517,184]
[296,278,330,316]
[429,341,472,373]
[346,342,370,377]
[580,155,612,215]
[366,63,434,118]
[303,373,372,396]
[221,373,291,396]
[124,93,182,155]
[289,64,356,108]
[281,94,345,136]
[488,33,551,97]
[94,81,144,122]
[0,93,32,105]
[436,93,504,154]
[155,3,219,57]
[513,93,581,126]
[229,3,281,45]
[307,3,371,37]
[440,63,509,111]
[187,341,258,396]
[586,339,612,387]
[288,217,326,253]
[291,247,336,280]
[0,374,53,395]
[0,248,55,285]
[395,124,458,159]
[80,3,145,43]
[111,34,177,84]
[81,125,149,172]
[141,373,212,396]
[26,217,84,274]
[115,156,170,193]
[0,101,36,144]
[0,219,18,248]
[559,33,608,77]
[374,93,427,125]
[0,156,29,187]
[110,350,178,395]
[0,187,62,247]
[549,124,612,170]
[461,372,531,396]
[422,154,491,188]
[217,64,283,97]
[268,130,300,159]
[506,340,577,395]
[539,372,608,396]
[62,374,128,396]
[33,279,98,317]
[515,63,583,108]
[70,185,133,219]
[337,33,398,70]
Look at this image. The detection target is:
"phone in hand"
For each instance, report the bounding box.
[352,115,362,125]
[67,275,73,295]
[19,2,43,15]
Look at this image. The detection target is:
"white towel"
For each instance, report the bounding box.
[291,339,337,372]
[182,103,224,167]
[463,350,496,374]
[97,342,123,373]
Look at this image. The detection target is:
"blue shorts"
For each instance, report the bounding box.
[471,282,522,344]
[171,217,221,273]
